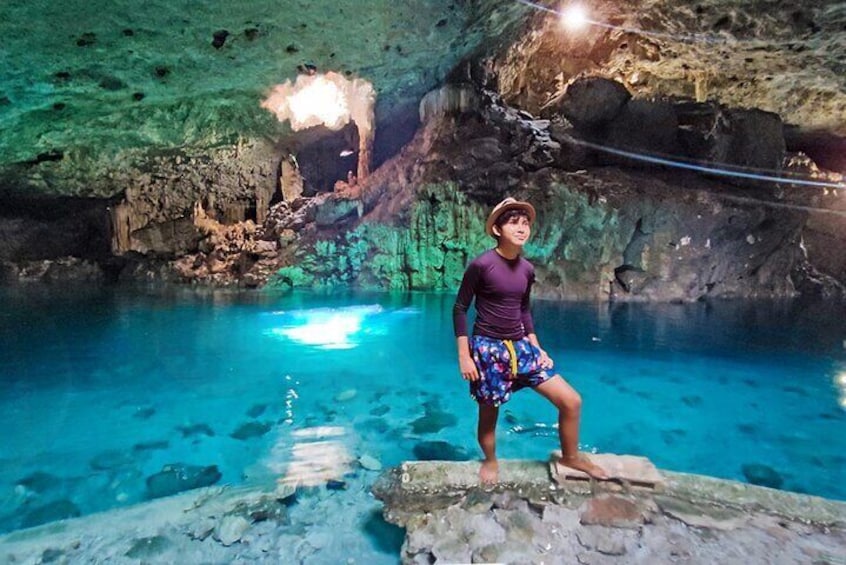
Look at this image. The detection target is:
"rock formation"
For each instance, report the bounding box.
[0,0,843,300]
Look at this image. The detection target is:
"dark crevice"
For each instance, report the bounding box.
[784,126,846,173]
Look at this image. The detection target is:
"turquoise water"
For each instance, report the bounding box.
[1,285,845,558]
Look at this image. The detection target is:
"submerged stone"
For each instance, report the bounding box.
[413,441,471,461]
[359,454,383,471]
[132,440,170,453]
[40,548,65,563]
[215,515,250,546]
[361,417,389,433]
[177,423,215,438]
[17,471,61,494]
[681,395,703,407]
[411,402,458,434]
[230,421,271,440]
[335,389,357,402]
[370,405,390,416]
[145,463,222,499]
[125,535,172,559]
[21,499,81,529]
[133,406,156,419]
[90,449,135,471]
[742,463,784,489]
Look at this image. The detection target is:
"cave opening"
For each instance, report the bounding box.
[290,121,360,196]
[262,71,375,199]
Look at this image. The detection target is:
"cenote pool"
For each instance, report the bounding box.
[1,285,844,561]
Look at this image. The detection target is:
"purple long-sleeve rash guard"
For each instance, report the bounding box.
[453,249,536,340]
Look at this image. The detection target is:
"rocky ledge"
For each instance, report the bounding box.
[372,459,846,564]
[2,459,844,563]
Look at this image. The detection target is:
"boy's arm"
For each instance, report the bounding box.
[456,335,479,381]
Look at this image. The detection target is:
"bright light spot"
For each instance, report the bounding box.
[264,426,352,487]
[292,426,346,439]
[560,4,589,32]
[286,76,349,130]
[267,305,383,349]
[261,71,375,132]
[836,371,846,409]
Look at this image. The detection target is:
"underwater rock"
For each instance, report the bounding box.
[335,389,357,402]
[742,463,784,489]
[40,548,65,563]
[231,494,291,523]
[133,406,156,419]
[737,423,758,435]
[21,499,81,529]
[370,405,390,416]
[90,449,135,471]
[660,429,687,446]
[177,423,215,438]
[410,412,457,434]
[132,440,169,453]
[16,471,61,494]
[125,535,173,559]
[681,395,703,408]
[230,421,271,440]
[413,441,471,461]
[411,400,458,434]
[359,454,382,471]
[215,515,250,546]
[145,463,222,499]
[362,417,389,433]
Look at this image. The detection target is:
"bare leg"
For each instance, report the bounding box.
[477,403,499,484]
[534,375,608,480]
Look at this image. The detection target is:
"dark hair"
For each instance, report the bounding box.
[495,208,531,229]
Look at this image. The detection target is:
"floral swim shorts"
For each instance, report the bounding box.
[469,335,553,406]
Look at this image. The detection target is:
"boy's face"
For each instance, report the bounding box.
[494,214,532,247]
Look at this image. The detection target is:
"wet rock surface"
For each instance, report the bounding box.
[373,460,846,564]
[1,459,843,563]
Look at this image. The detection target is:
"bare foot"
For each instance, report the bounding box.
[559,453,609,480]
[479,459,499,485]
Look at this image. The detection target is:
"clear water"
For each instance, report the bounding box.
[1,285,845,559]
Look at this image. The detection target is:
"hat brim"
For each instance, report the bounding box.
[485,201,536,237]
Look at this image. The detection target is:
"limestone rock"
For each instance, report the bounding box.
[656,496,746,530]
[558,77,632,131]
[125,535,173,559]
[145,463,222,499]
[230,421,271,441]
[358,455,382,471]
[578,495,645,529]
[215,515,250,546]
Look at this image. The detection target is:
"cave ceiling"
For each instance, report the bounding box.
[1,0,845,198]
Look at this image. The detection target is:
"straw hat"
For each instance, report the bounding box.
[485,197,536,237]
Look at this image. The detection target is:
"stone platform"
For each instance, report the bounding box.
[373,458,846,564]
[550,452,665,489]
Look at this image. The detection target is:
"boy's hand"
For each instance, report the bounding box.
[459,356,479,381]
[538,349,554,370]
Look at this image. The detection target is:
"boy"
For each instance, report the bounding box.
[453,197,607,483]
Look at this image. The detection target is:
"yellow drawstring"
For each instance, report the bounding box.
[504,339,518,376]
